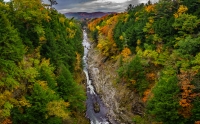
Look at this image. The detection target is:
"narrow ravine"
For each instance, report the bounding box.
[82,30,109,124]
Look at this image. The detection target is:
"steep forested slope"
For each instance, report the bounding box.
[88,0,200,123]
[0,0,88,123]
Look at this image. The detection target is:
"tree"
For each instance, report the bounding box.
[190,72,200,122]
[118,55,148,94]
[0,2,24,102]
[176,36,200,56]
[0,6,24,63]
[48,0,57,7]
[56,65,86,111]
[126,4,134,12]
[181,0,200,17]
[0,0,86,123]
[173,14,199,35]
[11,83,67,124]
[147,72,182,123]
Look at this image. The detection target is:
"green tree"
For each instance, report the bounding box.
[147,68,182,124]
[190,72,200,122]
[11,83,67,124]
[176,36,200,56]
[191,97,200,122]
[173,14,199,35]
[0,0,86,123]
[9,0,50,52]
[0,2,24,91]
[0,5,24,63]
[118,55,148,94]
[152,16,175,44]
[56,65,86,111]
[181,0,200,17]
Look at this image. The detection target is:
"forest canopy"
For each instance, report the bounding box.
[0,0,87,123]
[88,0,200,123]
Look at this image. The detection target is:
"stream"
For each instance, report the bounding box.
[82,30,110,124]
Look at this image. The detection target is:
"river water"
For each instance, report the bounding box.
[82,30,110,124]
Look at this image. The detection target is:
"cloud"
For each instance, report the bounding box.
[43,0,158,13]
[56,0,141,13]
[5,0,157,13]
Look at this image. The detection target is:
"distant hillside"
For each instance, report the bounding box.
[64,12,116,19]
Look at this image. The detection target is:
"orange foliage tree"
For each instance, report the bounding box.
[178,70,197,118]
[2,118,12,124]
[88,15,110,31]
[93,14,122,57]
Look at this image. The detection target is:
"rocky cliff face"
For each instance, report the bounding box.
[87,43,145,124]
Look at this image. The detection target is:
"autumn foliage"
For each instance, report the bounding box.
[2,118,12,124]
[178,71,197,118]
[0,0,86,123]
[88,14,122,57]
[88,0,200,123]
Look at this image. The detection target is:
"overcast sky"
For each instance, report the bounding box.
[4,0,158,13]
[43,0,158,13]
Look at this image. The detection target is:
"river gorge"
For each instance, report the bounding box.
[82,30,144,124]
[82,30,110,124]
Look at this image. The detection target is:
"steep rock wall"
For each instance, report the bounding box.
[87,43,145,124]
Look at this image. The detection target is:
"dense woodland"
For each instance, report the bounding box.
[0,0,88,123]
[88,0,200,123]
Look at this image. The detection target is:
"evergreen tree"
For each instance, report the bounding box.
[57,65,86,111]
[147,68,182,124]
[0,7,24,63]
[48,0,58,7]
[11,83,66,124]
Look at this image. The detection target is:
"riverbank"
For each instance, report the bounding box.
[87,40,144,124]
[82,30,110,124]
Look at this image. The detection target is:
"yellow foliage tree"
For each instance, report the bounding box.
[143,17,154,35]
[74,52,81,71]
[173,5,188,18]
[59,17,65,24]
[119,35,124,40]
[121,47,131,61]
[145,4,155,13]
[47,100,70,119]
[66,27,76,39]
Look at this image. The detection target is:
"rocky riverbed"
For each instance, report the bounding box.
[87,41,145,124]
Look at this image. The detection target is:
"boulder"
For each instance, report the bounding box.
[93,102,100,113]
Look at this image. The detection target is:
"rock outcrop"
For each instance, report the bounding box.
[87,43,145,124]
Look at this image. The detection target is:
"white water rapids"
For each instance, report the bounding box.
[82,30,110,124]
